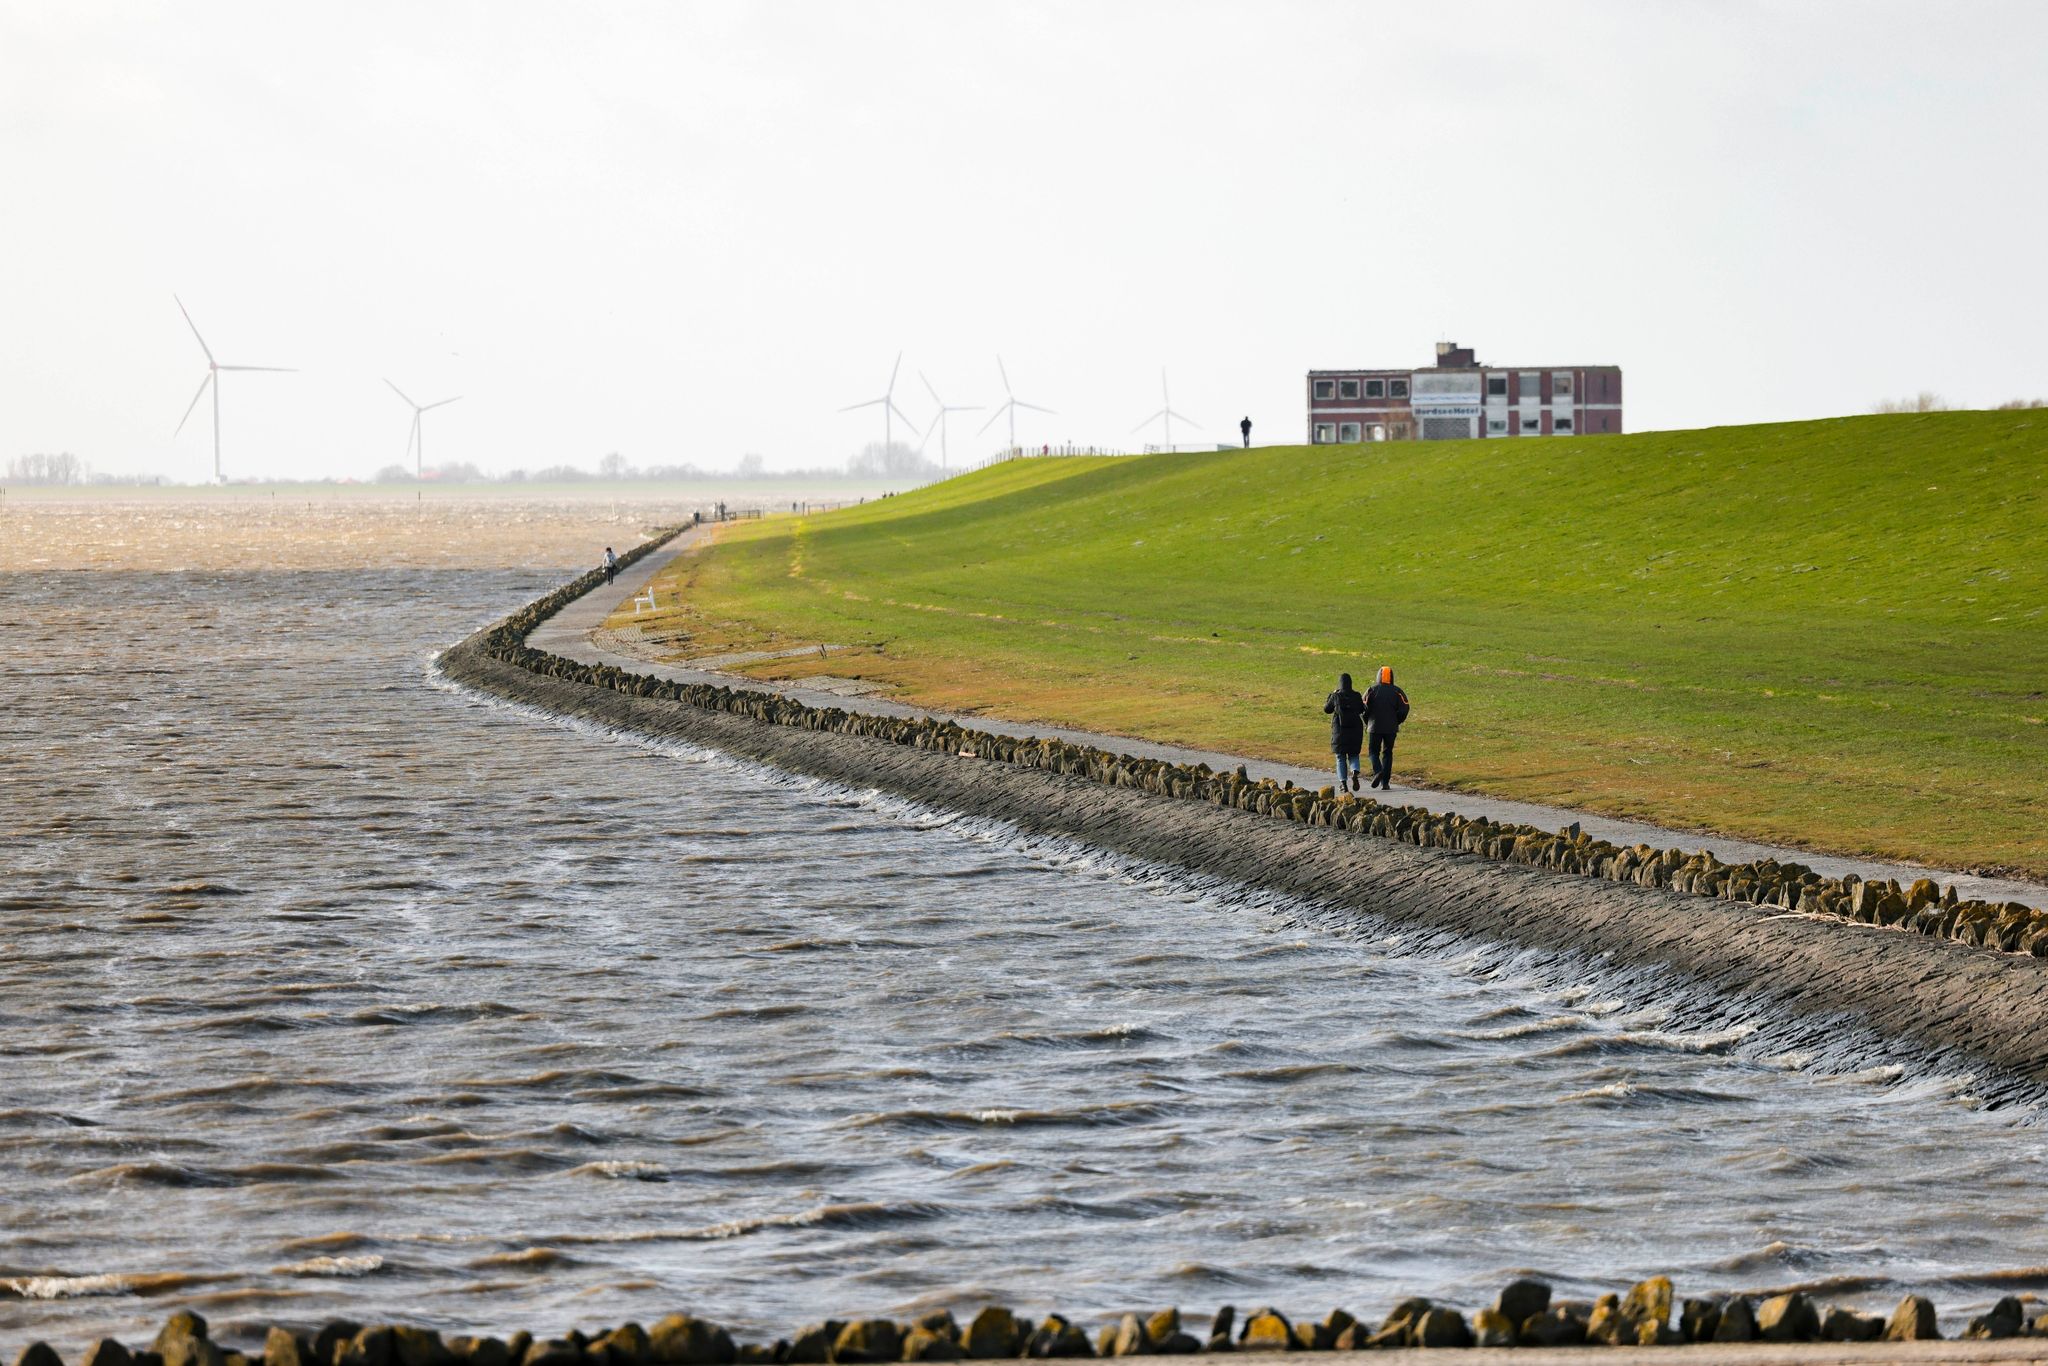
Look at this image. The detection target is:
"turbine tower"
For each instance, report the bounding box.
[915,371,982,474]
[173,296,295,483]
[975,356,1054,450]
[1131,368,1200,452]
[839,351,919,458]
[384,380,463,480]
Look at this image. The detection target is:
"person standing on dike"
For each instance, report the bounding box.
[1240,415,1253,447]
[1324,672,1366,792]
[603,546,618,586]
[1364,665,1410,791]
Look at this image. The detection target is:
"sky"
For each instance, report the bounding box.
[3,0,2045,482]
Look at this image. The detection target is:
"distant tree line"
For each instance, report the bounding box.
[5,452,166,486]
[1872,393,2047,413]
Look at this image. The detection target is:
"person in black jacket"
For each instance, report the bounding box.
[1324,672,1366,792]
[1364,665,1410,790]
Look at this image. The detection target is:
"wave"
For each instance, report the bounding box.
[273,1255,385,1277]
[66,1161,235,1189]
[466,1247,574,1271]
[563,1160,670,1181]
[842,1100,1174,1130]
[1556,1081,1754,1107]
[547,1200,950,1246]
[1224,1062,1364,1084]
[2,1270,208,1300]
[1539,1023,1759,1059]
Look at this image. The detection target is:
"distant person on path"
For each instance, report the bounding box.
[1240,415,1252,447]
[603,546,617,586]
[1364,665,1410,791]
[1324,672,1366,792]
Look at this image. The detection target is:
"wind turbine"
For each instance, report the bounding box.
[975,356,1055,450]
[1131,367,1201,452]
[915,371,982,474]
[173,296,295,483]
[384,380,463,480]
[839,351,920,458]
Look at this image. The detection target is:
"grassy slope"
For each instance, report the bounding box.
[643,412,2048,876]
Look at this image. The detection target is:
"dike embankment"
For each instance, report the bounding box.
[436,536,2048,1100]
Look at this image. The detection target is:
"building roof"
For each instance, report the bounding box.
[1308,362,1620,375]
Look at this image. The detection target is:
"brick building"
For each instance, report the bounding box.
[1306,342,1622,443]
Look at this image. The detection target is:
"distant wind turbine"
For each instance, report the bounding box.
[975,356,1054,449]
[384,380,462,480]
[915,371,982,474]
[840,351,919,457]
[1131,368,1201,451]
[173,295,295,483]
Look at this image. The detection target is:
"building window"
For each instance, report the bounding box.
[1313,423,1336,443]
[1389,379,1409,398]
[1554,417,1573,432]
[1486,375,1507,397]
[1312,379,1335,400]
[1338,379,1360,400]
[1339,422,1361,442]
[1553,372,1573,396]
[1522,417,1541,432]
[1366,378,1385,398]
[1488,417,1508,433]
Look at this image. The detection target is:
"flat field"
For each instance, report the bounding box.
[629,412,2048,877]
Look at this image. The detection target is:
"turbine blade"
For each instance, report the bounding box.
[423,396,462,409]
[174,295,214,364]
[1166,408,1202,428]
[887,398,918,428]
[975,403,1010,436]
[385,378,419,408]
[1015,400,1055,414]
[217,365,296,372]
[920,370,941,406]
[996,355,1012,396]
[174,372,213,435]
[1131,409,1166,434]
[887,350,903,395]
[949,403,984,412]
[839,397,885,412]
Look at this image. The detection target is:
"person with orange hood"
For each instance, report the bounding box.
[1363,665,1410,791]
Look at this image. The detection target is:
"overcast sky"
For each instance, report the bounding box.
[4,1,2044,481]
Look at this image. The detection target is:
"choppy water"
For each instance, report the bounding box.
[4,568,2047,1353]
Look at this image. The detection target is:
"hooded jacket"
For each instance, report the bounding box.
[1364,674,1410,734]
[1324,682,1365,753]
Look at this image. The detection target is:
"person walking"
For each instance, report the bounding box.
[1364,665,1410,790]
[1240,415,1252,448]
[603,546,618,586]
[1324,672,1366,792]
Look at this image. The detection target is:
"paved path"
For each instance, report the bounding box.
[531,532,2048,909]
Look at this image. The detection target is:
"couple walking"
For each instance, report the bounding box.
[1325,668,1409,792]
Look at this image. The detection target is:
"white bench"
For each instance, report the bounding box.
[631,587,659,613]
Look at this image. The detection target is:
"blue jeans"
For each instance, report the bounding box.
[1335,752,1361,786]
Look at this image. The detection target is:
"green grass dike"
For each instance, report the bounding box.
[636,410,2048,878]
